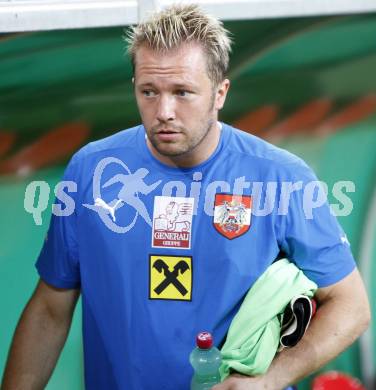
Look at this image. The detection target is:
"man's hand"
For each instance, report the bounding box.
[212,373,267,390]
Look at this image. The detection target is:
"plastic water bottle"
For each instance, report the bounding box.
[190,331,222,390]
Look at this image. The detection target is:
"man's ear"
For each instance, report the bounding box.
[215,78,230,111]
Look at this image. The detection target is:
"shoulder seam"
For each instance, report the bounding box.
[225,144,305,170]
[72,126,140,163]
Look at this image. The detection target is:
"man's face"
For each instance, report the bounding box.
[134,42,229,167]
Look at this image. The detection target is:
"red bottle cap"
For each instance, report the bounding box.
[196,332,213,349]
[312,371,365,390]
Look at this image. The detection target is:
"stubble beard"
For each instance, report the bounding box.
[148,118,216,158]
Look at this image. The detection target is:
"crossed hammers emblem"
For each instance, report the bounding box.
[153,259,190,296]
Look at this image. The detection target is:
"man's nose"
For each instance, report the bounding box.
[156,95,175,122]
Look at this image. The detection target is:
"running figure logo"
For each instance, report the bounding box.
[83,157,161,233]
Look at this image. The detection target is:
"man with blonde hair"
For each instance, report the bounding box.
[2,4,370,390]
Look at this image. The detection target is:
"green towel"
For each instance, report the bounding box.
[219,259,317,381]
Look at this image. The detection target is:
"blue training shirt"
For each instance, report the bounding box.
[36,123,356,389]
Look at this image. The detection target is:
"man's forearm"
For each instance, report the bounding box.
[213,269,371,390]
[265,295,369,389]
[265,270,371,390]
[1,299,71,390]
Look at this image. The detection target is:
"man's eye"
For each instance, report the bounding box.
[177,90,189,97]
[142,90,156,97]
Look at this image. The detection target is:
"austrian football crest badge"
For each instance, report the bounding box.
[213,194,252,239]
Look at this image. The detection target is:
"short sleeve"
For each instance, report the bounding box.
[35,155,81,289]
[277,163,356,288]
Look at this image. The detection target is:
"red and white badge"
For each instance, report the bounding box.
[213,194,252,239]
[152,196,194,249]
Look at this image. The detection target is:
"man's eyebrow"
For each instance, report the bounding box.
[173,83,197,89]
[137,82,198,89]
[137,82,154,88]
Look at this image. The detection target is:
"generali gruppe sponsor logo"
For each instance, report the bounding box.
[23,157,355,236]
[152,196,194,249]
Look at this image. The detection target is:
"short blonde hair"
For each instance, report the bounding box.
[125,4,232,86]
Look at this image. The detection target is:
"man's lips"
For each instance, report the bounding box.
[157,129,179,134]
[155,129,182,141]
